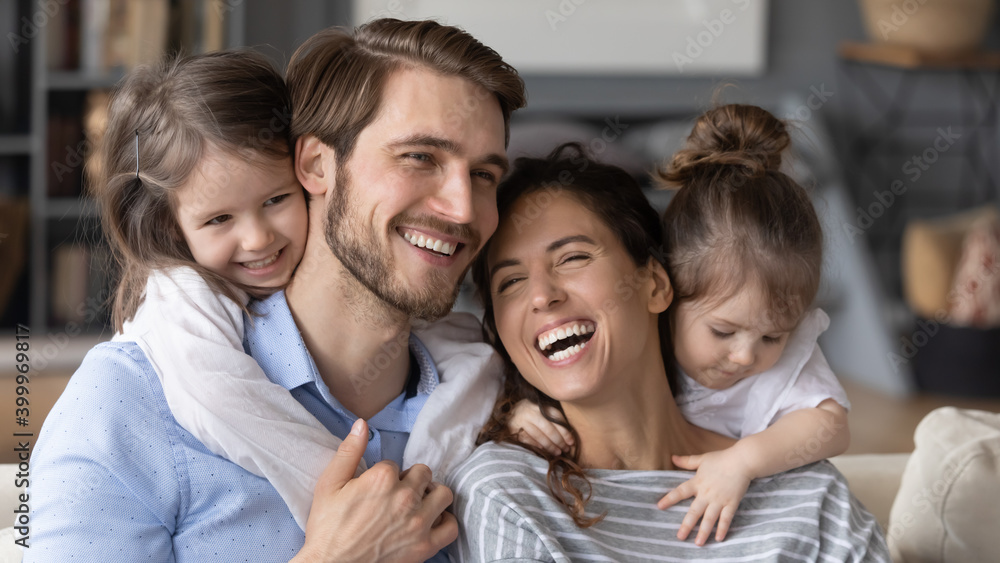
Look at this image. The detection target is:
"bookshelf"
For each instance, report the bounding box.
[0,0,246,338]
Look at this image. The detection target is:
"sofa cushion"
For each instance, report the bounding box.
[888,407,1000,563]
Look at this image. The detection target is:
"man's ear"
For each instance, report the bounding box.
[295,135,334,196]
[645,258,673,314]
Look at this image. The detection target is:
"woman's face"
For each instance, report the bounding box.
[487,190,671,405]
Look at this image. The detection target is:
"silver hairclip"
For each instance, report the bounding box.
[135,130,140,179]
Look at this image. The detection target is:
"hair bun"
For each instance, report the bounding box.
[657,104,789,186]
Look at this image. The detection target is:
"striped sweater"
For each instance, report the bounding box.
[448,442,889,562]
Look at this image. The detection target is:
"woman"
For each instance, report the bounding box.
[447,143,888,561]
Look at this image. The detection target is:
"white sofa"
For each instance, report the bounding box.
[1,407,996,562]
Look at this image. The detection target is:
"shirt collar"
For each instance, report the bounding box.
[243,290,318,391]
[243,290,440,405]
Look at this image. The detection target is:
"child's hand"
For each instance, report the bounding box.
[657,449,753,546]
[508,399,574,455]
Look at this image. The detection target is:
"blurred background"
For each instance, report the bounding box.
[0,0,998,460]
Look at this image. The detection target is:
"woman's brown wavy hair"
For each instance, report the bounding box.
[471,142,671,527]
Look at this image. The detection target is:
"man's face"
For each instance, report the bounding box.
[325,67,508,320]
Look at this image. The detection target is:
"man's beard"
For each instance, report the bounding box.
[324,163,478,321]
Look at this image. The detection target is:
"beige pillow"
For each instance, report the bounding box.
[888,407,1000,563]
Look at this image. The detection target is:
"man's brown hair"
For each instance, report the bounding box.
[286,18,526,161]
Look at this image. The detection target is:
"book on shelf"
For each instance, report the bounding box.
[48,89,111,198]
[49,242,113,329]
[82,89,110,196]
[50,245,90,326]
[59,0,227,74]
[46,0,81,71]
[0,1,17,132]
[46,110,86,198]
[0,0,35,134]
[0,197,29,319]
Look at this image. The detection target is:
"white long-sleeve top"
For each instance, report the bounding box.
[113,267,502,530]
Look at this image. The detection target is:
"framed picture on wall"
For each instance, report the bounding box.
[353,0,769,76]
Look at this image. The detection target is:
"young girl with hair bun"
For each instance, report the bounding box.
[654,104,851,545]
[508,104,851,546]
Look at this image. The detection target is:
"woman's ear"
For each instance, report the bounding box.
[295,135,334,196]
[645,258,673,314]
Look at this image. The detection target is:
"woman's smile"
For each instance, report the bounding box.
[535,319,597,363]
[488,190,669,404]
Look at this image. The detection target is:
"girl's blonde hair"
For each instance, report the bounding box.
[655,104,823,330]
[93,50,292,331]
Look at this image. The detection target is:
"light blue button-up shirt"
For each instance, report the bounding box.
[25,291,448,562]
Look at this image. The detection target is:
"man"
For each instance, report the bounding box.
[25,19,525,562]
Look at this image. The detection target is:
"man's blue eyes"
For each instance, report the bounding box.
[404,154,497,182]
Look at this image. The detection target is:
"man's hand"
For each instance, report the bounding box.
[291,419,458,563]
[656,448,753,546]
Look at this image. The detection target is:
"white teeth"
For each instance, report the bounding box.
[402,232,456,256]
[536,322,596,351]
[242,251,279,269]
[547,342,587,361]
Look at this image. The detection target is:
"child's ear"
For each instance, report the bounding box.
[645,258,673,314]
[295,135,334,196]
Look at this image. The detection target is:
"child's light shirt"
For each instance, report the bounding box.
[112,266,502,532]
[675,308,850,439]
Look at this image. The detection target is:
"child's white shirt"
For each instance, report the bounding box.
[675,308,850,440]
[112,267,501,530]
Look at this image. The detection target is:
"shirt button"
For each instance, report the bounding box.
[368,428,375,441]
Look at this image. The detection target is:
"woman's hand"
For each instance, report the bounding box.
[508,399,574,455]
[656,447,753,546]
